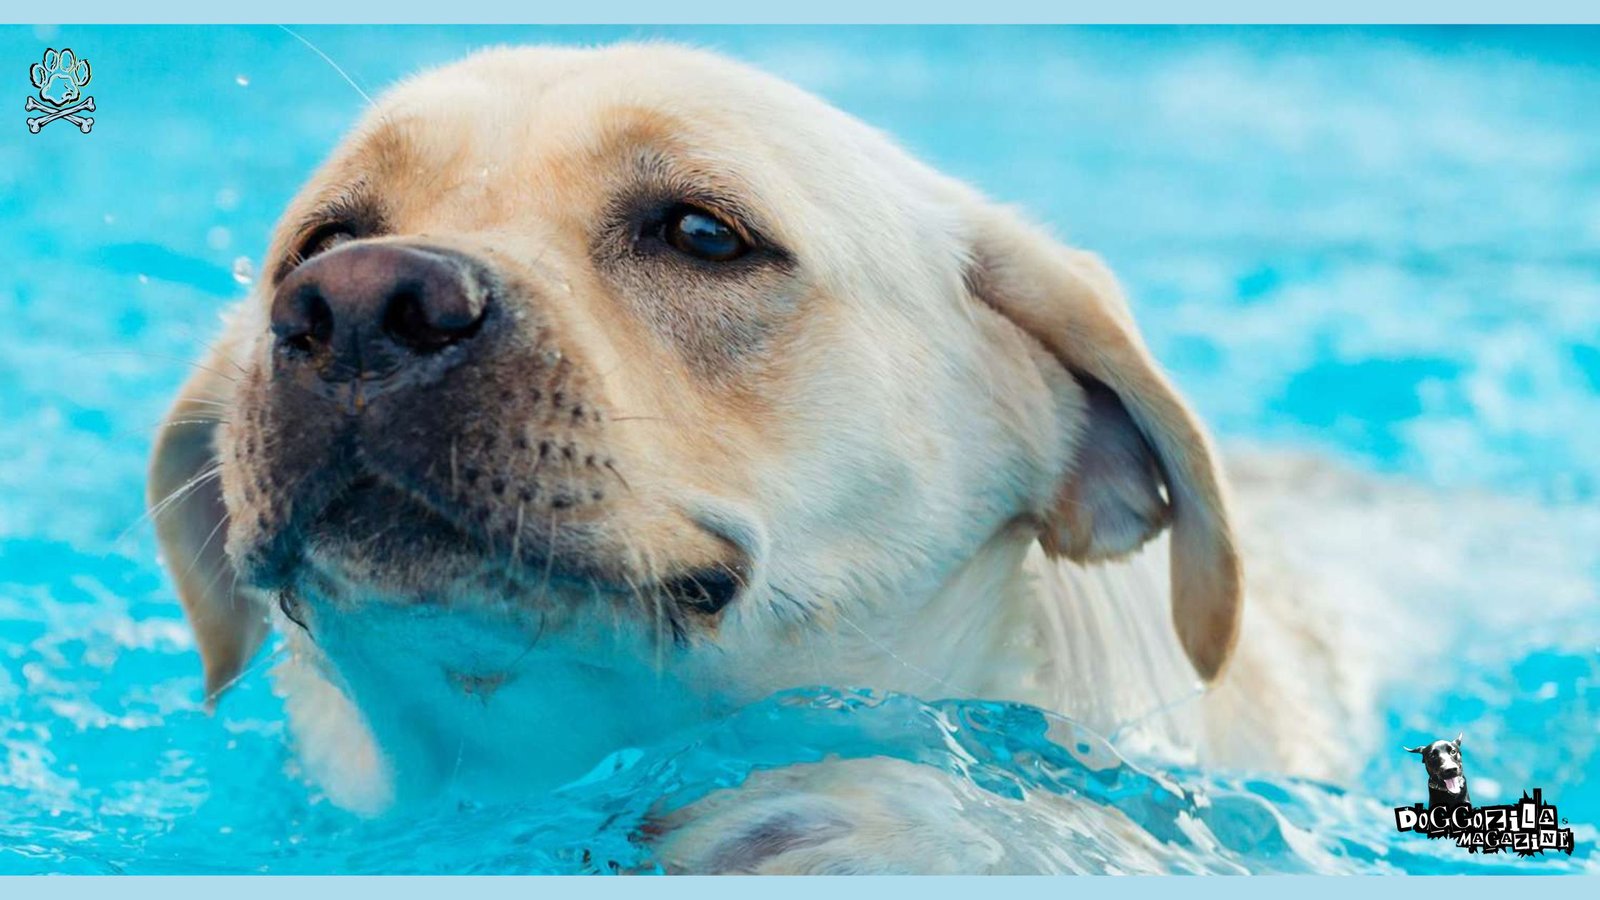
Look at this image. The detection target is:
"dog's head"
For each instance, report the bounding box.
[149,45,1240,719]
[1406,734,1467,798]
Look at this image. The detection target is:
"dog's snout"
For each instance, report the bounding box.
[271,243,490,386]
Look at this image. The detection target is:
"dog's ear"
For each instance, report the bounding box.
[963,204,1241,682]
[1404,745,1428,754]
[1454,733,1463,749]
[148,346,268,704]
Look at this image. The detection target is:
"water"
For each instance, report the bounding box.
[1,25,1598,874]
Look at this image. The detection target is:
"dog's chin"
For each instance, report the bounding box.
[234,475,541,611]
[299,476,493,598]
[239,477,747,640]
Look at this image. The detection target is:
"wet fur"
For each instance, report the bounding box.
[147,44,1363,871]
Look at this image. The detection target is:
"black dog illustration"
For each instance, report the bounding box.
[1405,733,1470,807]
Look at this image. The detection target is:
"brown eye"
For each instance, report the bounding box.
[662,204,748,262]
[298,223,355,262]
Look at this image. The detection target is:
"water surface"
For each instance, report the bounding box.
[1,25,1596,874]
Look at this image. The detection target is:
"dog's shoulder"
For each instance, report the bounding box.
[648,756,1178,874]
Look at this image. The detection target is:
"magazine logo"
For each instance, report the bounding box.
[1392,734,1576,857]
[26,48,94,134]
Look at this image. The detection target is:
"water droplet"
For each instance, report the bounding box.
[235,74,250,87]
[137,274,150,284]
[207,226,232,251]
[102,213,115,225]
[232,256,255,286]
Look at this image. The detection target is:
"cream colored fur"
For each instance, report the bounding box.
[146,43,1367,873]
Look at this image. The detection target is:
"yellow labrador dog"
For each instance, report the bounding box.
[149,44,1362,872]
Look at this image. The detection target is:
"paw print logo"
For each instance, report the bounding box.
[26,48,95,134]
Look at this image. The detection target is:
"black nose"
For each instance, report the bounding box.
[271,242,490,389]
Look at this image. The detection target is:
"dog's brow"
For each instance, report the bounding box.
[619,148,788,253]
[270,189,388,285]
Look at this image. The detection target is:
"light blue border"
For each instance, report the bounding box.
[7,1,1600,24]
[3,875,1599,894]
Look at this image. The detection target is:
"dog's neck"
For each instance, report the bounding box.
[883,525,1207,761]
[725,522,1063,705]
[274,597,720,812]
[270,524,1206,813]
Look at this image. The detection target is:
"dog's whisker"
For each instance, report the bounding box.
[203,642,288,707]
[180,392,236,409]
[158,417,229,430]
[195,541,238,603]
[504,610,548,678]
[1105,683,1208,748]
[170,328,249,376]
[173,404,233,418]
[278,25,375,106]
[57,405,228,492]
[71,350,241,384]
[124,464,223,546]
[835,610,972,700]
[537,508,560,603]
[177,510,232,586]
[446,734,467,793]
[601,461,632,495]
[172,393,233,406]
[617,565,654,661]
[508,500,526,573]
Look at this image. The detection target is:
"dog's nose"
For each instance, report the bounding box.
[271,242,490,388]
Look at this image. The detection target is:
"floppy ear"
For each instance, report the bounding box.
[1404,745,1428,754]
[148,350,267,703]
[964,204,1242,682]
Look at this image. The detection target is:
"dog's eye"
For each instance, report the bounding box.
[661,204,748,262]
[297,223,356,262]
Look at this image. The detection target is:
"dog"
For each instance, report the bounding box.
[147,43,1364,872]
[1406,734,1470,808]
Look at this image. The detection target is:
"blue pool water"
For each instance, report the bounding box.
[1,25,1598,874]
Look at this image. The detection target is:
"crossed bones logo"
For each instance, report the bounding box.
[27,48,94,134]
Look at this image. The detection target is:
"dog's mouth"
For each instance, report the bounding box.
[318,472,451,539]
[1432,769,1466,794]
[305,472,482,580]
[243,464,472,591]
[240,460,752,636]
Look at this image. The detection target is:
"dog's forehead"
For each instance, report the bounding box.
[310,45,946,251]
[271,43,971,318]
[351,45,842,194]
